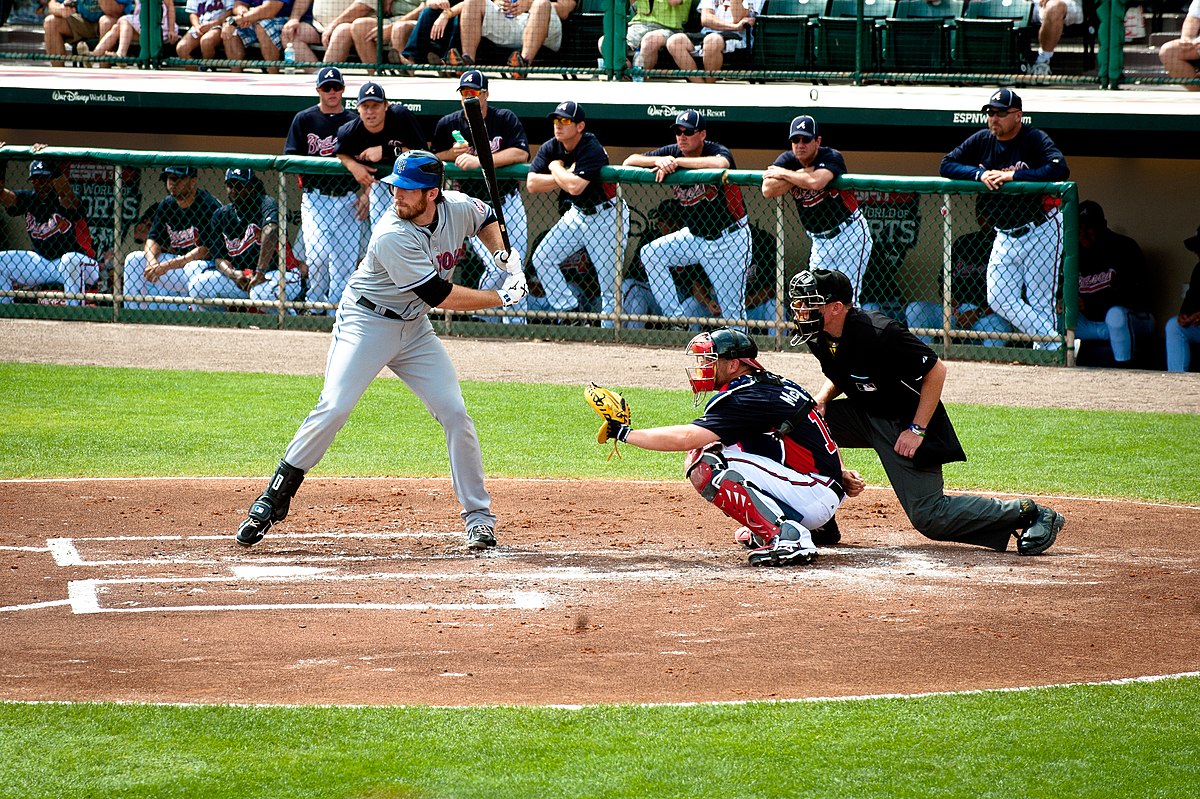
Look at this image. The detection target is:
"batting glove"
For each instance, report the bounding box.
[492,248,521,275]
[497,271,528,307]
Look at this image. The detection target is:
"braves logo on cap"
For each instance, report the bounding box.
[317,67,344,86]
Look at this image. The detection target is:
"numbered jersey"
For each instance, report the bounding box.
[692,371,841,482]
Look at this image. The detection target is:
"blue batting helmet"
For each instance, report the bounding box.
[381,150,444,190]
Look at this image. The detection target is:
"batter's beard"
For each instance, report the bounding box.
[395,193,429,220]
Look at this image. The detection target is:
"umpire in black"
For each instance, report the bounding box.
[787,268,1064,555]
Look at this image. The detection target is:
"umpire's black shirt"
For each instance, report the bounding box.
[808,307,966,466]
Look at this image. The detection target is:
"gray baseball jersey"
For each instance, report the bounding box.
[282,189,499,533]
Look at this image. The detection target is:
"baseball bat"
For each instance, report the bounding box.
[461,96,511,252]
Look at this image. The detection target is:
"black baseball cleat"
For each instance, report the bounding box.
[236,497,276,547]
[810,516,841,546]
[466,524,497,551]
[1017,504,1065,556]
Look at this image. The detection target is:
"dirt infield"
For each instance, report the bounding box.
[2,320,1198,707]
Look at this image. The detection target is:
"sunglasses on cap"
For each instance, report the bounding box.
[459,88,482,98]
[673,127,700,136]
[552,117,577,126]
[790,135,815,144]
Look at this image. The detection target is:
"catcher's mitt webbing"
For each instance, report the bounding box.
[585,382,631,460]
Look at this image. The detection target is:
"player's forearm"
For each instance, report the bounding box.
[526,172,558,193]
[474,221,504,254]
[436,284,511,312]
[493,147,530,167]
[551,167,589,196]
[624,424,718,453]
[622,154,657,169]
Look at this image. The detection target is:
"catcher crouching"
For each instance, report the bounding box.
[586,328,864,566]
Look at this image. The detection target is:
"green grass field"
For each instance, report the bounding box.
[2,362,1198,798]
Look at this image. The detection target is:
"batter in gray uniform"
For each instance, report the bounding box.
[236,151,528,551]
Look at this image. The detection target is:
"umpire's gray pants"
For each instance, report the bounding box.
[825,401,1024,551]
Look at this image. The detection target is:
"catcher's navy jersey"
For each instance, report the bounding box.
[7,190,95,260]
[692,371,841,483]
[773,147,856,234]
[530,132,614,210]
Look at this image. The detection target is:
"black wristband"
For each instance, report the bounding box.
[616,423,631,443]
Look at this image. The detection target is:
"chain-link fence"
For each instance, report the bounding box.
[0,145,1078,364]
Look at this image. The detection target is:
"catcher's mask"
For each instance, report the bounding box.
[381,150,444,192]
[685,327,762,407]
[787,268,852,345]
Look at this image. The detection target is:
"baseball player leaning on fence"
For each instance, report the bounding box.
[284,66,362,312]
[940,88,1070,351]
[236,151,528,553]
[788,267,1065,556]
[761,114,873,306]
[624,109,751,329]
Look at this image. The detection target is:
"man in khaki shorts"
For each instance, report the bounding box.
[448,0,575,78]
[598,0,693,73]
[43,0,129,67]
[1029,0,1084,76]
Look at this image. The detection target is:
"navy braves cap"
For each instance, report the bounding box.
[458,70,488,92]
[547,100,585,122]
[789,115,819,140]
[357,82,387,104]
[225,167,255,183]
[983,88,1022,111]
[28,159,54,178]
[316,66,344,88]
[672,109,705,132]
[160,165,197,180]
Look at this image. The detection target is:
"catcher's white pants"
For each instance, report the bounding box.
[0,250,98,305]
[641,223,751,323]
[807,211,873,306]
[301,190,361,308]
[721,443,843,533]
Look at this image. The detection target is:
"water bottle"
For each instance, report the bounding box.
[632,48,644,83]
[283,42,296,74]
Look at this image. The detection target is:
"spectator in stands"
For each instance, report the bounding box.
[91,0,178,67]
[120,165,222,311]
[349,0,426,69]
[446,0,577,78]
[397,0,464,70]
[43,0,129,67]
[175,0,235,67]
[189,167,282,310]
[0,159,100,306]
[282,0,374,65]
[904,203,1015,347]
[1028,0,1085,76]
[1158,0,1200,90]
[597,0,693,74]
[1074,200,1154,366]
[1165,226,1200,372]
[666,0,762,84]
[221,0,289,73]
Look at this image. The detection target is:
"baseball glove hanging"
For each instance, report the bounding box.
[584,382,631,460]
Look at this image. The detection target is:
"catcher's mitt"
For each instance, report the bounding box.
[584,382,631,460]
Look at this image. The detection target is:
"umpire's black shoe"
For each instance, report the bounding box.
[236,496,281,547]
[466,524,497,551]
[1016,503,1065,556]
[810,516,841,546]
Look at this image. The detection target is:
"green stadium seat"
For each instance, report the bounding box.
[953,0,1034,73]
[881,0,961,70]
[814,0,896,71]
[755,0,828,71]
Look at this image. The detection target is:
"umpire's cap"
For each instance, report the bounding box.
[381,150,444,190]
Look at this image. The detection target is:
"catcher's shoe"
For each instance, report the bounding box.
[810,516,841,546]
[748,521,817,567]
[236,496,278,547]
[466,524,497,551]
[1016,504,1064,556]
[733,526,772,550]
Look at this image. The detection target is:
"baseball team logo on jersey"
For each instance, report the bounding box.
[306,133,339,157]
[469,198,488,217]
[433,243,467,278]
[674,184,721,207]
[26,212,72,241]
[791,185,858,211]
[167,226,203,251]
[224,224,263,257]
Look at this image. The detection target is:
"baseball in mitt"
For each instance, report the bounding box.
[584,382,631,460]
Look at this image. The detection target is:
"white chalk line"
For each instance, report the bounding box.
[1,476,1196,511]
[0,672,1196,712]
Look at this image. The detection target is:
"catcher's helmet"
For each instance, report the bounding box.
[787,268,852,345]
[684,327,762,406]
[381,150,444,191]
